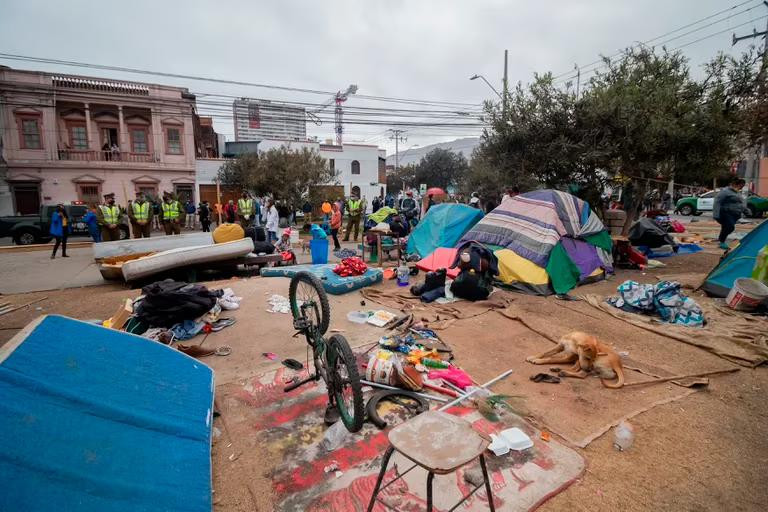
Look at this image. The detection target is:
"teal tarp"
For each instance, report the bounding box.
[406,203,483,257]
[702,219,768,297]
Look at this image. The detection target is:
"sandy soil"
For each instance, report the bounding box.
[1,251,767,511]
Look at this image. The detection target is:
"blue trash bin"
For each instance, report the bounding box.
[310,239,329,264]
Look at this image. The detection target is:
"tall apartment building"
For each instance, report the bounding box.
[232,99,306,141]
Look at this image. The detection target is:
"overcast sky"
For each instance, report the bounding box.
[1,0,764,153]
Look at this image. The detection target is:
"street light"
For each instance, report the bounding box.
[469,74,503,100]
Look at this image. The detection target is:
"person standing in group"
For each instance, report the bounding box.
[184,199,196,229]
[82,205,101,242]
[713,177,749,250]
[161,193,182,235]
[265,198,280,242]
[224,199,237,224]
[237,192,254,229]
[469,192,481,209]
[50,204,71,258]
[330,202,342,250]
[343,193,362,242]
[199,200,212,232]
[128,191,151,238]
[97,193,122,242]
[426,194,435,212]
[151,201,161,231]
[372,195,382,213]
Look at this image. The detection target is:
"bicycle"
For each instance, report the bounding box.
[285,271,365,433]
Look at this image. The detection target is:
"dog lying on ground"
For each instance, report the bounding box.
[525,331,625,388]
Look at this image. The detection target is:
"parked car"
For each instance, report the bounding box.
[0,204,129,245]
[675,190,768,218]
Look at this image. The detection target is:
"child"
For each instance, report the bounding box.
[275,228,296,265]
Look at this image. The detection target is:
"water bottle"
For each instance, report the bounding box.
[613,421,634,451]
[396,266,410,287]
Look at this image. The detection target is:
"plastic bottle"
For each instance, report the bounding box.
[321,421,349,452]
[396,265,410,286]
[613,421,635,451]
[422,358,450,369]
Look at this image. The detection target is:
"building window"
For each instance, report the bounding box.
[329,159,335,172]
[351,160,360,175]
[166,127,183,154]
[78,184,101,206]
[131,128,149,153]
[137,185,157,199]
[19,115,42,149]
[174,184,194,203]
[69,124,88,150]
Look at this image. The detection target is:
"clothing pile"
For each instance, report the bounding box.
[449,241,499,301]
[333,248,358,259]
[607,280,705,327]
[121,279,240,356]
[333,257,368,277]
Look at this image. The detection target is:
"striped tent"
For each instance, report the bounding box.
[459,189,613,295]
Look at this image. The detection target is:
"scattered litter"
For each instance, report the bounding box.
[320,421,349,452]
[333,248,357,259]
[530,373,561,384]
[323,461,339,473]
[218,288,242,310]
[488,428,533,456]
[607,280,705,327]
[267,294,291,314]
[360,300,366,306]
[209,317,236,332]
[367,310,397,327]
[463,467,484,487]
[613,421,635,451]
[35,307,43,311]
[346,311,370,324]
[281,358,304,370]
[540,430,551,442]
[646,259,666,268]
[334,470,343,479]
[262,352,278,361]
[618,351,630,358]
[212,427,222,439]
[215,345,232,356]
[330,328,345,333]
[228,452,239,461]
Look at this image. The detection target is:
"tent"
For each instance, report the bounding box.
[407,203,483,258]
[459,190,613,295]
[0,315,214,512]
[702,219,768,297]
[416,247,460,278]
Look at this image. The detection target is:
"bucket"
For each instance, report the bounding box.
[725,278,768,311]
[310,239,329,264]
[289,230,300,244]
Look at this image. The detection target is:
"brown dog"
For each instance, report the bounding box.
[526,331,625,388]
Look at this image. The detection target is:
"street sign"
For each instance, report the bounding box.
[419,183,427,195]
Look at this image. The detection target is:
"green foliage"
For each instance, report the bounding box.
[412,148,469,189]
[217,147,337,208]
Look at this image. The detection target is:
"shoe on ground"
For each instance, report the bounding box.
[324,404,340,425]
[719,242,730,250]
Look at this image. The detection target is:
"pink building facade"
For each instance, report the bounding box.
[0,67,197,215]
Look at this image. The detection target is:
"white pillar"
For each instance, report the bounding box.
[84,103,96,152]
[118,105,128,153]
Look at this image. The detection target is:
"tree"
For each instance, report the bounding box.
[411,148,469,190]
[386,163,417,194]
[217,147,337,209]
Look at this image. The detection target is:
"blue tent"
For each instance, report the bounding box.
[702,219,768,297]
[406,203,483,257]
[0,315,214,512]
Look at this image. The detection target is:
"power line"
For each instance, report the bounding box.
[0,52,480,109]
[552,0,762,80]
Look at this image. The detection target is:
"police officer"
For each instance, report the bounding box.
[97,192,121,242]
[237,191,255,229]
[161,192,182,235]
[128,190,151,238]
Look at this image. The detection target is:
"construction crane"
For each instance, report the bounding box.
[308,84,358,145]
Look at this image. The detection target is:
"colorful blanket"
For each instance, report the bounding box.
[460,190,606,268]
[607,280,705,327]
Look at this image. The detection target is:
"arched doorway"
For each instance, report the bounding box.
[351,185,361,198]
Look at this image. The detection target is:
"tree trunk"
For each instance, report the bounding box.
[620,178,641,236]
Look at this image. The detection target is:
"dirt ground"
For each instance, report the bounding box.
[1,249,767,511]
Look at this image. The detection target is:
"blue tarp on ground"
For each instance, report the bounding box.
[406,203,483,258]
[703,219,768,297]
[261,263,383,294]
[0,315,214,512]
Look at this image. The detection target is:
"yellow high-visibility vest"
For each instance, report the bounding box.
[132,201,150,222]
[100,205,120,224]
[347,199,361,215]
[162,201,180,220]
[238,198,253,216]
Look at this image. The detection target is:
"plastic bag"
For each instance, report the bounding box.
[321,421,349,452]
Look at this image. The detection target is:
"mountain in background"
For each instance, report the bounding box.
[385,137,480,166]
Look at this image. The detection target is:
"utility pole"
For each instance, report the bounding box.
[502,49,509,119]
[574,63,581,99]
[732,1,768,191]
[388,129,407,192]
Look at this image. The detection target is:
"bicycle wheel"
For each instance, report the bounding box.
[288,271,330,336]
[327,334,365,433]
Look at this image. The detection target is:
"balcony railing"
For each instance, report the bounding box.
[58,149,158,163]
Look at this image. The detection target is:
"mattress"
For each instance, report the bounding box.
[93,232,214,260]
[121,238,254,281]
[260,264,383,294]
[0,315,214,512]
